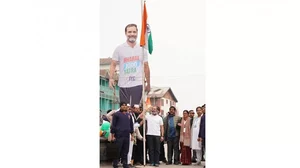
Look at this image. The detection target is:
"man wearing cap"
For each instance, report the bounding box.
[133,104,150,165]
[131,104,142,165]
[189,110,197,162]
[111,102,134,168]
[191,106,203,166]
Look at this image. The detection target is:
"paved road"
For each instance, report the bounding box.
[101,144,205,168]
[100,161,205,168]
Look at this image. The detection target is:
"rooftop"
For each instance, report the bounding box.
[100,58,112,65]
[148,86,178,102]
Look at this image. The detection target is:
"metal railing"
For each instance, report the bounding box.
[100,86,119,101]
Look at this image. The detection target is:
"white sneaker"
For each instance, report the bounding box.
[196,161,201,166]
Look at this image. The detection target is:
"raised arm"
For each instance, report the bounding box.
[106,110,116,123]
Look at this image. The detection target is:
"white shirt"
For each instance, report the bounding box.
[191,116,202,150]
[145,114,163,136]
[112,42,148,88]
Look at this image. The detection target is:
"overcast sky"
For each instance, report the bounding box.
[100,0,205,112]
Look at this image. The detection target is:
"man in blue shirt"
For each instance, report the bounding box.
[163,106,182,165]
[111,102,134,168]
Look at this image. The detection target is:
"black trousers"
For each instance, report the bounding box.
[167,136,180,163]
[145,137,149,163]
[119,85,142,105]
[135,139,149,164]
[202,138,206,160]
[134,139,143,163]
[159,141,166,161]
[147,135,161,164]
[192,150,197,160]
[113,137,129,168]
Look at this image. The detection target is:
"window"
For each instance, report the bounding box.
[161,99,164,106]
[151,99,155,106]
[166,100,168,104]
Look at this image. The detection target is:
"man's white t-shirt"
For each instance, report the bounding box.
[145,114,163,136]
[112,42,148,88]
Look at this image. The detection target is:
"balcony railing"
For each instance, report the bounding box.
[100,86,119,101]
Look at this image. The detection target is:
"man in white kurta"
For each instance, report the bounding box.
[191,106,203,165]
[127,106,136,167]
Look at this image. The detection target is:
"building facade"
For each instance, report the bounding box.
[99,69,120,114]
[147,86,178,117]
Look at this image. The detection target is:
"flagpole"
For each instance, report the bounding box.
[141,0,146,166]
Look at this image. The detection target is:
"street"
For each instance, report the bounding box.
[100,144,205,168]
[100,161,205,168]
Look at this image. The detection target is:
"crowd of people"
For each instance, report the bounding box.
[100,103,206,168]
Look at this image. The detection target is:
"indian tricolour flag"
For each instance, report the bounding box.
[140,2,153,55]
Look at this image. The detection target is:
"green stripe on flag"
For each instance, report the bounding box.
[148,32,153,54]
